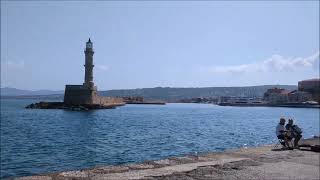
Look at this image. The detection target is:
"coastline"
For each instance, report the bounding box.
[217,102,320,108]
[12,137,320,180]
[1,96,319,108]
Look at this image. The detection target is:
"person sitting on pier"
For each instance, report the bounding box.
[286,119,302,148]
[276,118,290,148]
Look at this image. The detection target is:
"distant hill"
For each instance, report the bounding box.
[0,87,64,96]
[99,85,297,100]
[1,85,297,101]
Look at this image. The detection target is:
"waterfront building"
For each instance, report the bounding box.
[298,79,320,91]
[298,79,320,102]
[288,90,312,103]
[218,96,263,104]
[64,39,123,106]
[263,88,290,104]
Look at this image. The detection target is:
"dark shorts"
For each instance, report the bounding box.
[277,134,285,140]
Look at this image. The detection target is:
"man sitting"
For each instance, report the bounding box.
[276,118,290,148]
[286,119,302,148]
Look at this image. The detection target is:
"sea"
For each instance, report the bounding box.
[1,99,319,178]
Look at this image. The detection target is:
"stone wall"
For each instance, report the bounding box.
[64,85,96,105]
[93,96,124,106]
[64,85,124,106]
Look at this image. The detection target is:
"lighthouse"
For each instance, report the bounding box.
[83,38,95,89]
[63,38,98,105]
[63,38,123,106]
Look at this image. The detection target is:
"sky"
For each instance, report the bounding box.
[1,1,319,90]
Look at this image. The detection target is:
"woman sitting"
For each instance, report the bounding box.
[285,119,302,148]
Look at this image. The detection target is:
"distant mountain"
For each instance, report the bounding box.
[100,85,297,101]
[1,87,64,96]
[1,85,297,101]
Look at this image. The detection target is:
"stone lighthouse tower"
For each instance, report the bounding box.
[63,38,124,106]
[64,38,98,105]
[83,38,95,89]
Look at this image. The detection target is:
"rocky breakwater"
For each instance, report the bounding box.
[25,101,125,111]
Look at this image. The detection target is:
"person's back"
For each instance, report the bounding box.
[286,119,302,148]
[292,124,302,135]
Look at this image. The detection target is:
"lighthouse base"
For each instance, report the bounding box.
[63,85,124,106]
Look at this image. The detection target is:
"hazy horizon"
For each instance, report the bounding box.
[1,1,319,90]
[1,84,299,92]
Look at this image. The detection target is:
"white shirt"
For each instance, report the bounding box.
[276,123,285,136]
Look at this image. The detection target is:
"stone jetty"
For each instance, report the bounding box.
[25,101,125,111]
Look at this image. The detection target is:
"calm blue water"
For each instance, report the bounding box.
[1,99,319,178]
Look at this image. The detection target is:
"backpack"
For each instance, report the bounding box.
[292,125,302,135]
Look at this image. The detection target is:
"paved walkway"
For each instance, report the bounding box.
[15,137,320,180]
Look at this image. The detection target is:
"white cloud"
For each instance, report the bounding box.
[96,65,109,71]
[204,52,319,74]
